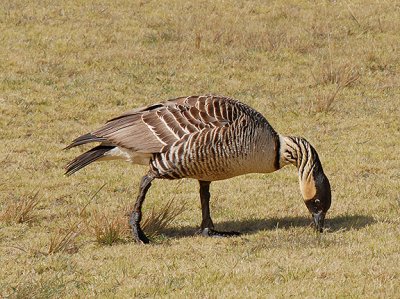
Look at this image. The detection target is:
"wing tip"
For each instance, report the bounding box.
[64,145,114,175]
[64,133,106,150]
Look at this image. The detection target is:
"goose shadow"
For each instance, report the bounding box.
[163,214,376,238]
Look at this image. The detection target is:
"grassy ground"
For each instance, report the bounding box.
[1,0,399,297]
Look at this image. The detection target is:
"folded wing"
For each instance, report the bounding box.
[85,95,240,153]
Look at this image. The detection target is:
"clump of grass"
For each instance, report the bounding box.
[87,196,186,245]
[46,188,98,254]
[0,191,40,224]
[88,210,128,245]
[313,62,360,87]
[311,62,360,112]
[141,198,186,239]
[77,184,127,246]
[47,224,82,255]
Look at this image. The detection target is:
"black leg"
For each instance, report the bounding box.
[199,181,214,230]
[198,180,240,238]
[129,174,154,244]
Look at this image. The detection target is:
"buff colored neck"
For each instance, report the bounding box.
[279,135,322,201]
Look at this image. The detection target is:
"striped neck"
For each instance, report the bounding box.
[280,136,324,201]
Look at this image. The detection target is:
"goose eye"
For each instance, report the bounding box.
[315,199,321,205]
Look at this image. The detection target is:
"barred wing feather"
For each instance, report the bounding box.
[92,95,242,154]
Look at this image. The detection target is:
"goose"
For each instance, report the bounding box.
[65,95,331,243]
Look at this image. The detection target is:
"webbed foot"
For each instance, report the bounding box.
[132,226,150,244]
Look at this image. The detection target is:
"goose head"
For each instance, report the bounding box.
[303,171,331,232]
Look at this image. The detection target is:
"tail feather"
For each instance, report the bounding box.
[64,133,107,150]
[65,145,114,176]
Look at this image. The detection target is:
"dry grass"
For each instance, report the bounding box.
[312,62,360,112]
[46,225,82,255]
[141,197,187,239]
[86,189,185,245]
[89,210,128,245]
[1,0,399,297]
[312,62,360,87]
[0,191,40,224]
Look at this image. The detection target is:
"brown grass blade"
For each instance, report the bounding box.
[47,225,82,255]
[46,184,107,253]
[141,197,186,239]
[0,191,40,224]
[89,210,128,245]
[312,62,360,112]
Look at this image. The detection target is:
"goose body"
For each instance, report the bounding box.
[66,95,332,243]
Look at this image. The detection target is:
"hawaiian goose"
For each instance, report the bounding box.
[65,95,331,243]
